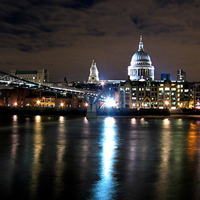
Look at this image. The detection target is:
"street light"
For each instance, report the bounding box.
[105,97,116,108]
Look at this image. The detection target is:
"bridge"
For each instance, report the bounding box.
[0,71,106,118]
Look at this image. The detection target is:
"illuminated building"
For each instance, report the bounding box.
[1,36,200,111]
[177,69,186,81]
[128,36,155,81]
[118,37,194,109]
[118,76,195,109]
[0,88,87,108]
[10,68,49,83]
[88,60,99,83]
[194,83,200,109]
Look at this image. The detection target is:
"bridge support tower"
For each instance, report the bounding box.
[84,93,102,119]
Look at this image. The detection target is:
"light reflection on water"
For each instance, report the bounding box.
[155,118,173,199]
[54,116,66,198]
[89,117,118,200]
[30,115,43,198]
[187,123,199,161]
[1,116,200,199]
[11,115,19,160]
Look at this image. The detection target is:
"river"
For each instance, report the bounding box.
[0,115,200,200]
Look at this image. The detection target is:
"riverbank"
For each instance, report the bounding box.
[97,108,170,116]
[1,107,200,117]
[0,106,87,116]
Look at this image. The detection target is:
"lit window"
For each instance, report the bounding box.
[165,87,170,91]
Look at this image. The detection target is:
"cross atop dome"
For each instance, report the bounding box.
[138,35,144,51]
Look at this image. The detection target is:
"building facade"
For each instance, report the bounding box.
[0,87,87,108]
[118,76,195,109]
[1,36,200,111]
[10,68,49,83]
[117,36,197,110]
[177,69,186,82]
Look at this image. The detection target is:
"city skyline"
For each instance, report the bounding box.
[0,0,200,82]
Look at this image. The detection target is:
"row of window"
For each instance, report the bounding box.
[121,94,193,102]
[121,87,193,92]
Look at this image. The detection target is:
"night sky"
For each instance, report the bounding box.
[0,0,200,82]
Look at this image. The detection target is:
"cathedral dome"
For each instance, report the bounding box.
[131,51,152,65]
[130,36,152,66]
[128,36,155,81]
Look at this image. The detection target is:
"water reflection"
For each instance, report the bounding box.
[187,123,199,162]
[131,118,136,124]
[30,115,44,198]
[5,115,20,197]
[80,117,90,174]
[90,117,118,199]
[156,118,172,199]
[11,115,19,160]
[54,116,66,198]
[103,117,115,178]
[163,118,170,127]
[2,115,200,200]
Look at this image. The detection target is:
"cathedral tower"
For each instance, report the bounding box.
[88,60,99,83]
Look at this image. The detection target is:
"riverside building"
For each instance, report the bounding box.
[117,37,195,109]
[10,68,49,83]
[1,36,200,110]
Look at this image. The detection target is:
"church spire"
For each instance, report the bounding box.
[88,60,99,83]
[138,35,144,51]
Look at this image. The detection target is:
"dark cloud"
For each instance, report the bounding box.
[0,0,200,81]
[0,0,105,52]
[86,28,105,36]
[155,0,195,7]
[130,15,148,30]
[60,0,103,9]
[17,43,33,52]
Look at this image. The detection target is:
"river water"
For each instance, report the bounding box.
[0,115,200,200]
